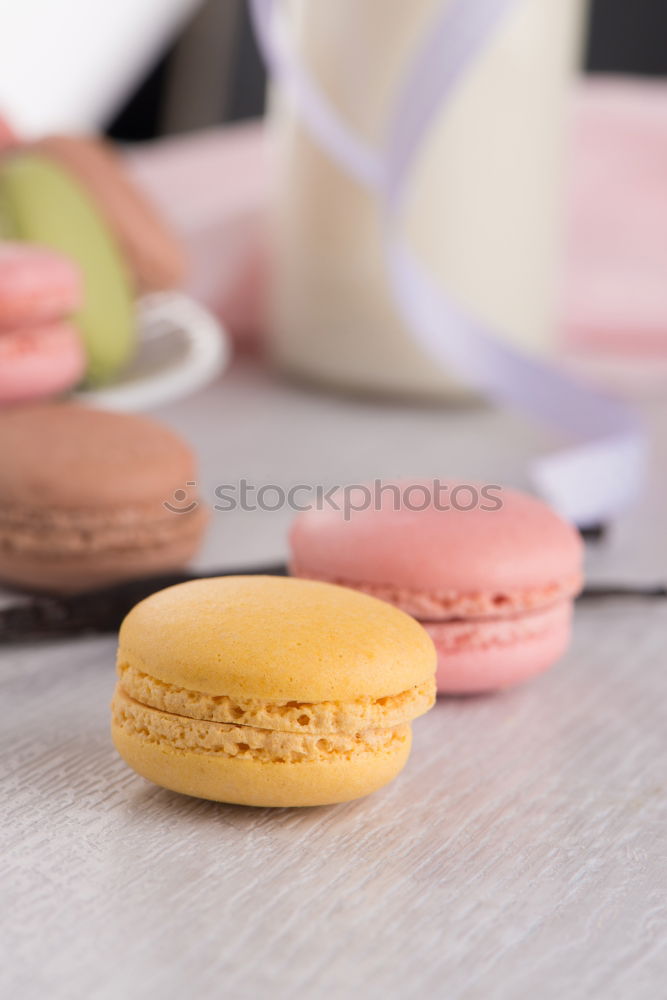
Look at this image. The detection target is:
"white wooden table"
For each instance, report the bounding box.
[3,360,666,999]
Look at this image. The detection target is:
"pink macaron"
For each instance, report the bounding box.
[0,243,82,328]
[0,322,86,403]
[289,481,584,694]
[0,243,85,403]
[0,114,18,153]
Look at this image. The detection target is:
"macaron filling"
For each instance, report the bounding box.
[289,566,583,620]
[113,662,435,764]
[0,503,206,555]
[117,661,435,734]
[418,602,572,650]
[112,688,411,764]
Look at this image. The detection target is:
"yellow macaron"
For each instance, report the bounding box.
[111,575,436,807]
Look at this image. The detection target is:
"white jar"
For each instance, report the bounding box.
[266,0,585,398]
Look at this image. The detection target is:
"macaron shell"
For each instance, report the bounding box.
[0,404,198,509]
[0,243,82,327]
[0,152,135,384]
[0,322,85,402]
[118,576,437,703]
[37,135,186,292]
[111,721,412,808]
[290,482,584,603]
[427,602,573,693]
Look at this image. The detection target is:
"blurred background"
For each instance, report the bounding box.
[2,0,667,451]
[3,0,667,401]
[104,0,665,141]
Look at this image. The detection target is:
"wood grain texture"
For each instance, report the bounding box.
[2,361,666,999]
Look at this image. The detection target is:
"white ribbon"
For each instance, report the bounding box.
[251,0,647,525]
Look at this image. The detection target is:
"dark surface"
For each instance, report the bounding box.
[106,45,176,142]
[1,567,665,642]
[106,3,264,141]
[0,564,288,642]
[586,0,667,76]
[224,0,266,122]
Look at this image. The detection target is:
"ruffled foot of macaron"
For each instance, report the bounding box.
[289,481,584,694]
[112,576,436,807]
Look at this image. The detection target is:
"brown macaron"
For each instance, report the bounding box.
[0,403,207,593]
[34,134,186,293]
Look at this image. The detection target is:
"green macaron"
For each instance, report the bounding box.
[0,152,135,385]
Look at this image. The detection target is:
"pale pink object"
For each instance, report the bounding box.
[290,483,582,602]
[0,322,85,403]
[0,113,18,152]
[564,77,667,357]
[0,244,83,328]
[290,482,583,694]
